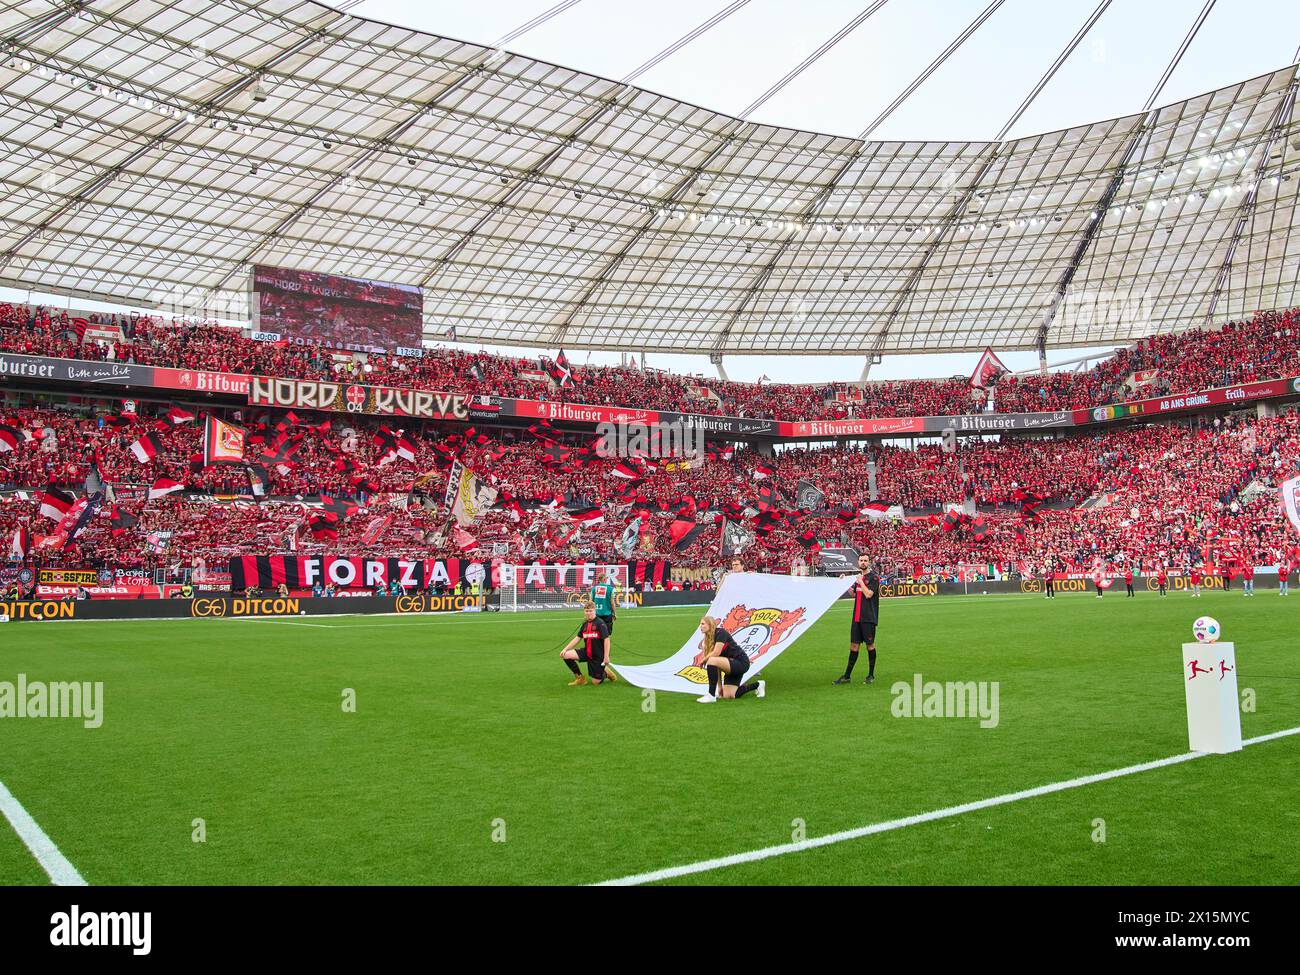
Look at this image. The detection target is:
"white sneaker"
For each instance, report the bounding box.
[755,680,766,700]
[696,694,716,704]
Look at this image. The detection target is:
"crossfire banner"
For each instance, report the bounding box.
[611,572,852,695]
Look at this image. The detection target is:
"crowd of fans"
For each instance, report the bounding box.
[3,302,1299,422]
[3,392,1297,583]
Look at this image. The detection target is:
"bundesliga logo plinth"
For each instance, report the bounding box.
[1181,642,1241,753]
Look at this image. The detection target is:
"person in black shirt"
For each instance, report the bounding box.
[833,552,880,685]
[559,603,619,686]
[693,615,765,703]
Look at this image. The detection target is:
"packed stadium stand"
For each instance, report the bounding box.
[4,322,1299,586]
[4,302,1300,421]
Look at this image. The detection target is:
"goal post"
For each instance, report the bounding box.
[498,563,631,613]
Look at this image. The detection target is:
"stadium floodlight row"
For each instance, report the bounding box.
[0,0,1297,355]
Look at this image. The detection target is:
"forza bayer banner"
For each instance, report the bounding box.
[610,572,853,695]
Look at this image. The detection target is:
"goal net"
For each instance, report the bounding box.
[498,563,631,613]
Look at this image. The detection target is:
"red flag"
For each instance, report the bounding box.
[970,347,1009,389]
[148,477,184,500]
[128,430,163,463]
[9,526,29,559]
[39,487,75,521]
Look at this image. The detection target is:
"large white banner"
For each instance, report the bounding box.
[612,572,853,695]
[1283,475,1300,535]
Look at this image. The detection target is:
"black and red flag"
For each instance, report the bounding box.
[148,477,184,501]
[671,520,708,552]
[546,349,575,388]
[541,444,572,466]
[128,430,164,463]
[463,427,491,448]
[259,436,300,466]
[109,506,139,538]
[527,420,556,444]
[319,495,359,520]
[610,460,641,480]
[307,511,340,542]
[0,421,25,453]
[795,528,821,551]
[40,487,75,521]
[568,505,605,526]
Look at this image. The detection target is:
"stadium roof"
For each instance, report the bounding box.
[0,1,1298,356]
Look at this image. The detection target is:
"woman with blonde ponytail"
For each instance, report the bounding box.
[692,615,765,704]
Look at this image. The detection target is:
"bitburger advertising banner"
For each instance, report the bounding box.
[0,352,154,387]
[151,366,251,396]
[780,415,926,438]
[920,410,1075,433]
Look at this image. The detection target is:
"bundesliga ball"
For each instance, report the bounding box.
[1192,616,1221,644]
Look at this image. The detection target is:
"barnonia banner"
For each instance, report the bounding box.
[612,572,853,694]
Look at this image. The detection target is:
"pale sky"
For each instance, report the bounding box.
[8,0,1300,383]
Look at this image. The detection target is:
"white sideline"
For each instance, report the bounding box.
[0,605,715,625]
[0,778,87,886]
[592,725,1300,886]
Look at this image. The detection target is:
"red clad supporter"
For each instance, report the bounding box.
[3,302,1298,423]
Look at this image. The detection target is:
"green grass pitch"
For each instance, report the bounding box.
[1,590,1297,885]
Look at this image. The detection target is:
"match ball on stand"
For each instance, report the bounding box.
[1192,616,1221,644]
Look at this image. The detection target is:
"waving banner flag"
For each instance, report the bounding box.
[442,460,498,527]
[719,518,755,558]
[795,479,826,512]
[203,416,246,466]
[612,573,852,695]
[970,347,1009,389]
[39,487,75,521]
[1282,475,1300,534]
[129,430,163,463]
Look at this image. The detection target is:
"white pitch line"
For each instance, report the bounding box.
[224,618,332,628]
[592,725,1300,886]
[0,778,87,886]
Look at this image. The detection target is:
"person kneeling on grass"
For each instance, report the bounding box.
[693,616,764,704]
[559,603,619,686]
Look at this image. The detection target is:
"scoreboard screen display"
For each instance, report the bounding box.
[251,265,423,355]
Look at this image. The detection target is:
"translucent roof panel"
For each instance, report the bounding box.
[0,1,1296,354]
